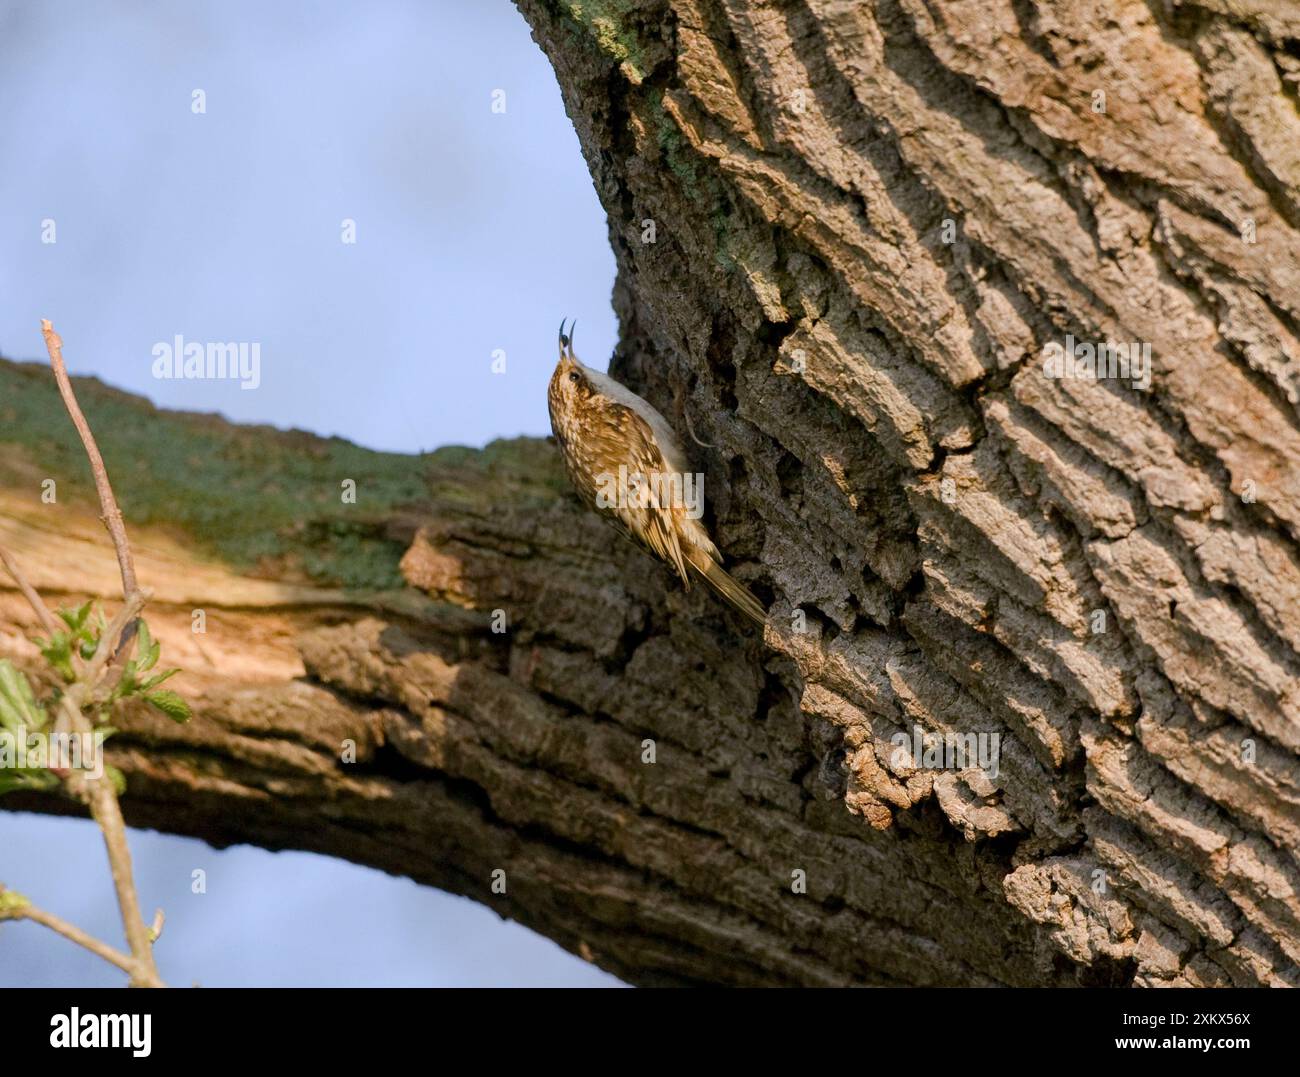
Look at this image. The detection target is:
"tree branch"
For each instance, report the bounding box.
[0,541,60,637]
[0,888,141,979]
[6,0,1300,989]
[22,320,164,988]
[41,320,140,601]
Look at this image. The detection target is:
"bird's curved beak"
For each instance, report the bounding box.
[557,318,578,364]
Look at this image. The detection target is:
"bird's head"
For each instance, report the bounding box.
[549,318,593,413]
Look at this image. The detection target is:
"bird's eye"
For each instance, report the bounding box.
[568,371,581,384]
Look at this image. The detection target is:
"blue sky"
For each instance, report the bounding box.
[0,0,622,987]
[0,0,619,452]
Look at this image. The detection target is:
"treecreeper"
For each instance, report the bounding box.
[547,321,766,626]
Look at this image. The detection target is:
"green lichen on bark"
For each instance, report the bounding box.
[0,358,564,590]
[561,0,652,83]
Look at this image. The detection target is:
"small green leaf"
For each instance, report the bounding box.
[57,600,93,631]
[143,689,192,723]
[0,768,61,796]
[0,888,32,913]
[38,632,76,682]
[141,668,178,691]
[136,622,161,673]
[0,660,47,735]
[102,765,127,796]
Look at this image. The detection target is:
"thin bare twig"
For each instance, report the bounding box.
[73,762,164,986]
[41,320,139,600]
[0,890,140,978]
[38,319,163,988]
[51,620,163,989]
[0,541,60,637]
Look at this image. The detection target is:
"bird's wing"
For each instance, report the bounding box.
[604,400,691,586]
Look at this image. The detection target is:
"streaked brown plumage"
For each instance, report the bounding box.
[547,320,766,626]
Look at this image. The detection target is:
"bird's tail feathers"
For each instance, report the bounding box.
[690,554,767,627]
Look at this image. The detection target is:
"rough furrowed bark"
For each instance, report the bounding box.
[506,0,1300,985]
[3,0,1299,987]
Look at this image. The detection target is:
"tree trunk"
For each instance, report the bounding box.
[4,0,1300,986]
